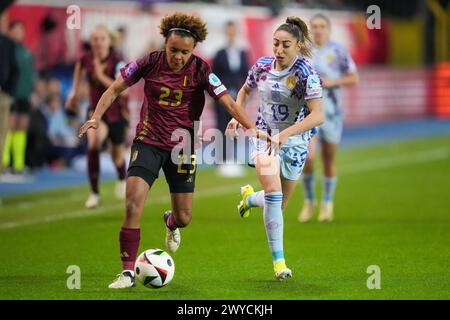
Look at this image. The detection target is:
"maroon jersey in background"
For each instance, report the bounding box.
[80,50,129,123]
[120,50,228,151]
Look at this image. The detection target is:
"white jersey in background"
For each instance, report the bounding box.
[312,41,356,116]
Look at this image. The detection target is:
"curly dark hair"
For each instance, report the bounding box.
[159,12,208,44]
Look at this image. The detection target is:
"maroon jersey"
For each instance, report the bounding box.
[80,50,128,123]
[120,50,228,151]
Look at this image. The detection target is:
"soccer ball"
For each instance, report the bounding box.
[135,249,175,288]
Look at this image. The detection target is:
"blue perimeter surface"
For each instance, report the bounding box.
[1,118,449,197]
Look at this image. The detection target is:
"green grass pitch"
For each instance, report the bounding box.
[0,135,449,299]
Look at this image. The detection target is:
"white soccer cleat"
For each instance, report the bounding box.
[163,211,181,253]
[298,200,316,223]
[85,193,100,209]
[115,180,126,200]
[318,201,334,222]
[274,260,292,281]
[108,270,135,289]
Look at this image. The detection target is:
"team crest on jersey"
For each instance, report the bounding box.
[131,149,139,162]
[286,75,297,90]
[208,73,222,87]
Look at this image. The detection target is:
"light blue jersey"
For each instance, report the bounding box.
[246,56,323,180]
[312,40,356,143]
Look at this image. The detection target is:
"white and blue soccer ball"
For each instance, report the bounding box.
[135,249,175,288]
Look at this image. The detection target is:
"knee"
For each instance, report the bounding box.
[322,157,335,172]
[114,155,125,167]
[125,198,142,221]
[264,185,282,194]
[173,209,192,227]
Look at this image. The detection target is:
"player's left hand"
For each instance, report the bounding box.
[78,118,99,138]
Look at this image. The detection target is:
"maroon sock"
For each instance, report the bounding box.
[119,227,140,271]
[87,149,100,194]
[116,160,126,181]
[166,213,179,231]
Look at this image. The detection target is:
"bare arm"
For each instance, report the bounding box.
[225,83,252,137]
[72,62,83,93]
[322,72,359,88]
[66,62,83,109]
[78,75,128,137]
[235,83,252,109]
[218,90,273,144]
[218,93,255,131]
[276,98,324,144]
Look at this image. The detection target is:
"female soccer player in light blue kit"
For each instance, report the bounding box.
[227,17,324,280]
[298,14,359,223]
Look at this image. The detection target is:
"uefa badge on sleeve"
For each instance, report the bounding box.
[307,74,321,89]
[208,73,222,87]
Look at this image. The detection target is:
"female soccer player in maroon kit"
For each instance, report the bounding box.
[67,25,129,209]
[79,13,268,289]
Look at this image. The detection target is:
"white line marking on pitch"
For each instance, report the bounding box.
[0,184,245,230]
[0,147,448,230]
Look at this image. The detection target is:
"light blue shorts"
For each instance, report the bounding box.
[249,134,311,181]
[317,101,344,144]
[318,115,343,144]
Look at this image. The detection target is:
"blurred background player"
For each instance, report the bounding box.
[0,19,18,173]
[78,12,265,289]
[212,20,249,176]
[2,20,34,175]
[227,16,324,280]
[298,14,359,223]
[66,25,129,209]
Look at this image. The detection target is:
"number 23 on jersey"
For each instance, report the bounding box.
[159,86,183,107]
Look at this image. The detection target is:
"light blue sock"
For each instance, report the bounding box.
[263,191,284,262]
[301,174,315,202]
[322,176,337,203]
[247,190,265,208]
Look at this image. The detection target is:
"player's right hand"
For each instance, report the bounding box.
[78,119,98,138]
[226,118,241,138]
